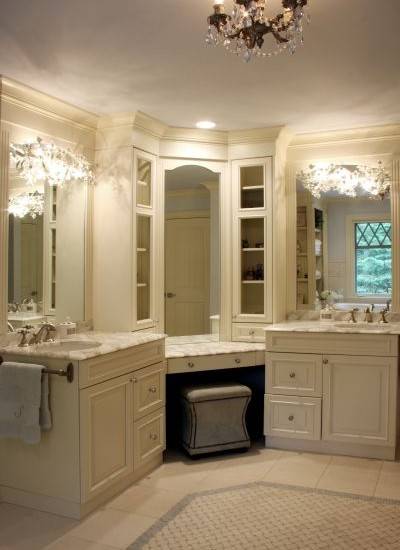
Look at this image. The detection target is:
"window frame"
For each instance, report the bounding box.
[346,213,392,299]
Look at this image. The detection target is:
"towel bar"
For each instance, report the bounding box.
[0,357,74,383]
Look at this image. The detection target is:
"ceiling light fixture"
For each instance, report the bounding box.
[206,0,309,62]
[196,120,216,129]
[297,162,391,200]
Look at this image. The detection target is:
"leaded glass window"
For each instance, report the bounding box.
[355,221,392,295]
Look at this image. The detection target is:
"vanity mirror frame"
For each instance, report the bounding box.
[160,158,230,340]
[286,153,400,313]
[0,78,97,335]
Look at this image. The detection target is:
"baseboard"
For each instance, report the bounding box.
[264,436,396,461]
[0,453,163,519]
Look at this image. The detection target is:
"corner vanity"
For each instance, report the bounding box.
[264,322,399,460]
[0,332,166,519]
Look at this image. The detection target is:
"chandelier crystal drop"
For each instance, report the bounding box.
[10,137,94,187]
[297,162,391,200]
[206,0,309,62]
[8,190,45,219]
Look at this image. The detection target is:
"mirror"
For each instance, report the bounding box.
[296,177,392,311]
[164,165,220,340]
[7,168,87,332]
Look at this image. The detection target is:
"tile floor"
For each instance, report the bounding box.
[1,444,399,550]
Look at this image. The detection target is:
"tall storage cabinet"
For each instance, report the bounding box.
[232,158,273,341]
[133,149,157,331]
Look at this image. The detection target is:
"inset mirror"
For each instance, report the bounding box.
[164,165,220,339]
[296,163,391,311]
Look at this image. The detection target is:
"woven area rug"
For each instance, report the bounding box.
[129,482,400,549]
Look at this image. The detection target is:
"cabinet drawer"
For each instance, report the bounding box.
[79,340,165,388]
[232,324,266,343]
[133,409,165,470]
[133,362,166,421]
[264,394,321,441]
[265,332,398,357]
[167,352,256,374]
[266,352,322,397]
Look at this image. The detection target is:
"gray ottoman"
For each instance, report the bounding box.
[180,383,252,456]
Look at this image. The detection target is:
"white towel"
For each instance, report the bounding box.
[0,362,52,444]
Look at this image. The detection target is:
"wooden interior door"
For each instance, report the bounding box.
[165,217,210,336]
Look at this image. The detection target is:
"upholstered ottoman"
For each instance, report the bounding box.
[180,383,252,456]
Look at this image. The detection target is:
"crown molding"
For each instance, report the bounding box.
[162,126,228,145]
[0,76,98,133]
[289,123,400,150]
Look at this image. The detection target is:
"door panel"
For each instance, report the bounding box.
[165,217,210,336]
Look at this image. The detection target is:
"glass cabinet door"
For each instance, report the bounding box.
[240,217,265,316]
[240,165,264,209]
[136,215,151,322]
[233,157,272,324]
[136,156,152,207]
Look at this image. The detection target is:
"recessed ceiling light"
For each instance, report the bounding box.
[196,120,216,129]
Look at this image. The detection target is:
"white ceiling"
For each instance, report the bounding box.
[1,0,399,132]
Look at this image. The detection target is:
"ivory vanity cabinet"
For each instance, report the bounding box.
[264,330,399,460]
[0,337,166,519]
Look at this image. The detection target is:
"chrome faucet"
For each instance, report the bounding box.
[380,307,390,324]
[28,323,57,345]
[364,307,373,323]
[7,321,15,333]
[17,325,34,347]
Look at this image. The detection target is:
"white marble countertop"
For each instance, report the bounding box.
[166,336,265,359]
[0,331,166,361]
[264,320,400,335]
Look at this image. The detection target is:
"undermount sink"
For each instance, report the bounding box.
[333,322,394,331]
[41,340,102,352]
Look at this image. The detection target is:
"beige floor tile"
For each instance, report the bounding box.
[263,452,332,488]
[199,449,282,490]
[317,455,383,496]
[137,459,217,493]
[45,535,119,549]
[374,460,400,500]
[105,484,187,518]
[68,508,154,549]
[0,503,77,550]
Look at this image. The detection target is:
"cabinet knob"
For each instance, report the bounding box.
[149,433,158,441]
[249,330,255,336]
[188,361,195,368]
[322,359,329,365]
[289,372,296,378]
[129,377,137,383]
[148,385,157,393]
[235,358,241,364]
[288,415,294,422]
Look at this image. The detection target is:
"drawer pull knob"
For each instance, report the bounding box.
[288,415,294,421]
[249,330,255,336]
[235,358,241,364]
[289,372,296,378]
[149,385,157,393]
[129,377,137,383]
[149,433,158,441]
[322,359,329,365]
[188,361,195,368]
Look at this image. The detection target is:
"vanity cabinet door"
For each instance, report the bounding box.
[80,373,134,502]
[322,355,398,447]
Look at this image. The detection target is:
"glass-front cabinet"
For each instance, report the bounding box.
[44,184,57,315]
[232,158,272,326]
[133,149,156,330]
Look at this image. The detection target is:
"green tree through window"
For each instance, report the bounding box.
[355,221,392,295]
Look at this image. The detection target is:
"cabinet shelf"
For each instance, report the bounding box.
[242,247,264,252]
[297,253,307,257]
[137,180,149,187]
[242,280,264,284]
[137,283,147,288]
[137,248,148,253]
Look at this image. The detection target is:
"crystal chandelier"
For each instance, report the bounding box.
[206,0,309,61]
[8,190,45,219]
[297,162,391,200]
[10,137,94,187]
